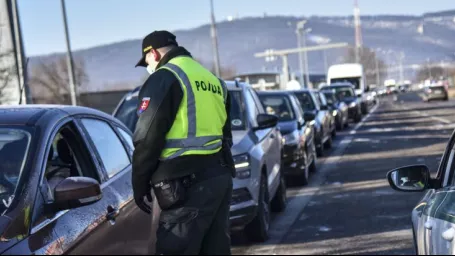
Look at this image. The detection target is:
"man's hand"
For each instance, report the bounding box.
[134,190,153,214]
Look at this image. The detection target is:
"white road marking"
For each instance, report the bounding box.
[243,103,381,255]
[350,104,379,135]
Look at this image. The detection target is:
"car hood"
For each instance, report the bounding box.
[342,97,358,105]
[278,121,297,135]
[231,130,253,156]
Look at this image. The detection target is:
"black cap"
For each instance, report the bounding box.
[135,30,178,67]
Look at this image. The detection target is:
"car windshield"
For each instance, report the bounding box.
[229,91,247,131]
[322,92,337,105]
[294,92,316,111]
[329,87,355,100]
[330,78,360,90]
[114,95,139,132]
[0,128,31,215]
[114,90,247,132]
[259,94,295,122]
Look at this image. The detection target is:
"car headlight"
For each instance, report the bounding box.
[332,110,338,116]
[233,154,251,179]
[283,131,299,145]
[350,102,357,108]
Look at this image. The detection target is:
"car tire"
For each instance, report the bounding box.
[316,143,324,157]
[245,175,270,243]
[344,120,349,128]
[309,154,317,173]
[271,175,287,213]
[354,113,362,123]
[331,127,337,138]
[324,136,333,149]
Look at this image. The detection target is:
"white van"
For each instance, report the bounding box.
[327,64,366,97]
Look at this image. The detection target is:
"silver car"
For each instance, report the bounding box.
[112,81,286,243]
[387,131,455,254]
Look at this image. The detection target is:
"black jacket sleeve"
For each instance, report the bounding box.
[132,69,182,198]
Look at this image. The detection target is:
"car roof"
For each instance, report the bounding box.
[0,104,115,126]
[256,90,294,96]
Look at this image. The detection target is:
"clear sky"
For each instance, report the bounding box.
[16,0,455,56]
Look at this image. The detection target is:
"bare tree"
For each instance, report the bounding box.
[29,56,89,104]
[344,47,388,86]
[0,23,17,105]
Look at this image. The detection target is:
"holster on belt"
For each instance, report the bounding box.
[153,177,191,211]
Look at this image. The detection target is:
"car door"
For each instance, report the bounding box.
[250,88,281,186]
[27,119,121,255]
[414,136,455,255]
[56,117,149,255]
[429,140,455,255]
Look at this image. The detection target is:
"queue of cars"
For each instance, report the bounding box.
[0,80,371,254]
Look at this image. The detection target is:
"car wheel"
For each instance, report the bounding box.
[331,127,337,138]
[354,113,362,123]
[245,175,270,242]
[298,152,310,186]
[344,119,349,128]
[271,175,287,212]
[309,150,317,173]
[324,136,333,149]
[316,142,324,157]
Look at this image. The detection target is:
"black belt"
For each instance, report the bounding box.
[182,164,228,186]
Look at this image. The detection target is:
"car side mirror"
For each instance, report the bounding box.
[303,112,316,122]
[320,105,329,111]
[255,114,278,131]
[387,165,430,192]
[53,177,102,211]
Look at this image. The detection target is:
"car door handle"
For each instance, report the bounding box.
[442,227,455,242]
[106,206,120,221]
[424,221,434,230]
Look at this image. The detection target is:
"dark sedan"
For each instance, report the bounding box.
[258,91,317,186]
[292,90,335,157]
[321,85,362,123]
[0,105,155,255]
[321,90,349,130]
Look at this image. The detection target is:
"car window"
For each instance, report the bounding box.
[0,128,31,215]
[244,88,259,126]
[294,92,316,111]
[322,92,336,105]
[319,93,329,107]
[259,94,296,122]
[81,119,131,179]
[229,90,247,130]
[290,95,304,118]
[116,127,135,151]
[249,88,265,114]
[313,93,323,107]
[114,96,139,133]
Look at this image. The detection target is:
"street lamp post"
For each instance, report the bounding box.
[296,20,306,87]
[60,0,77,106]
[210,0,221,77]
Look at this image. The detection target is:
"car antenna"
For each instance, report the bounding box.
[18,58,30,105]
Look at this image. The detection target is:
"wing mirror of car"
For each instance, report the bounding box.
[320,105,329,111]
[303,112,316,122]
[255,114,279,131]
[53,177,102,211]
[387,165,430,192]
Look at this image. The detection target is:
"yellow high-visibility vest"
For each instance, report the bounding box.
[157,56,228,160]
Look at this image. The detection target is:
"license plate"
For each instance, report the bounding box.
[435,90,442,94]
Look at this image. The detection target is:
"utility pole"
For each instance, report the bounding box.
[353,0,363,63]
[10,0,31,104]
[281,55,289,90]
[375,56,380,87]
[60,0,77,106]
[210,0,221,77]
[302,28,311,88]
[296,20,306,87]
[399,52,405,84]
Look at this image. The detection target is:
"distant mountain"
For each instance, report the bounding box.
[31,10,455,92]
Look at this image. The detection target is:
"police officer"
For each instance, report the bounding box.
[132,30,235,255]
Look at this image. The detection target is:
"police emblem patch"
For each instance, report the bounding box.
[138,97,151,115]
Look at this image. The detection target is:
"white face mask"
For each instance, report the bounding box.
[146,65,155,75]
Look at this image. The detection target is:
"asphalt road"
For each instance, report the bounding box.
[232,92,455,255]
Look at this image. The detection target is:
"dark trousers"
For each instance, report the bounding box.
[155,167,233,255]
